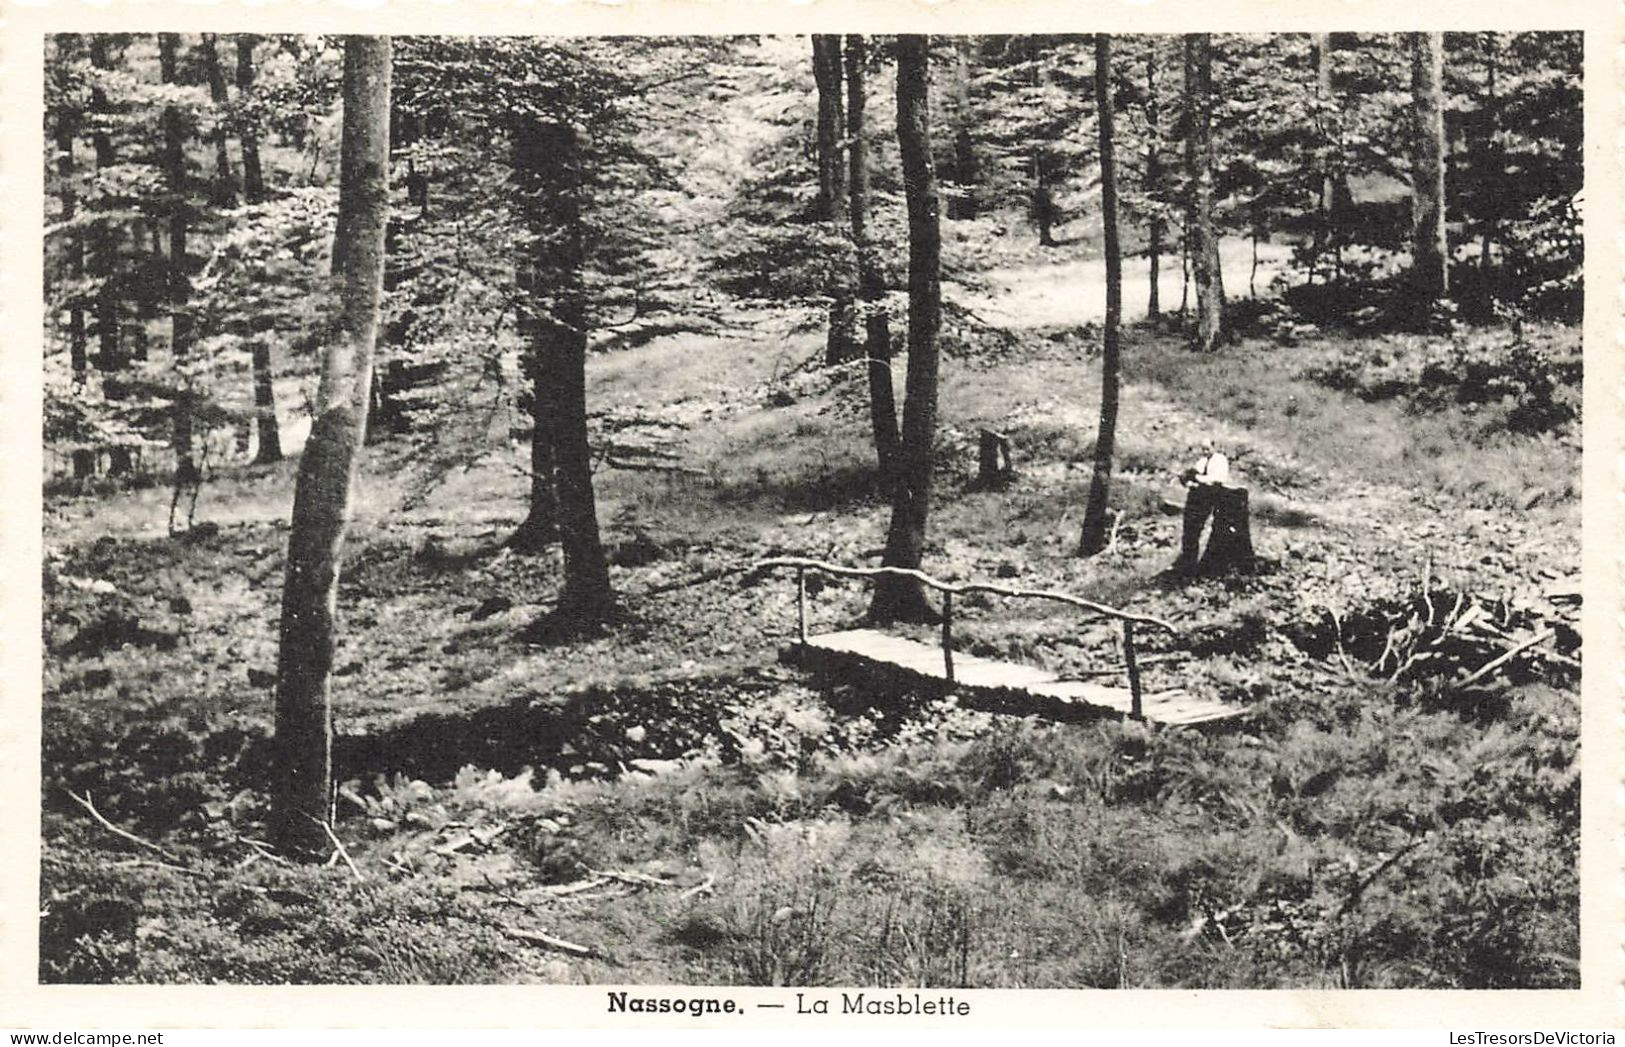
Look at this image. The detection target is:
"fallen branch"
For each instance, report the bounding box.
[1339,836,1429,918]
[677,874,716,900]
[1321,606,1355,677]
[1455,629,1557,691]
[236,836,292,866]
[592,868,678,888]
[67,790,182,863]
[640,564,749,599]
[1105,510,1125,556]
[604,457,705,475]
[499,924,597,958]
[311,816,365,881]
[543,876,613,897]
[108,857,203,878]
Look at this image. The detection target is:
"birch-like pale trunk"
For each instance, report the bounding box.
[274,36,392,857]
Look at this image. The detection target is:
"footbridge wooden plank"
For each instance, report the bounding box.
[783,628,1247,728]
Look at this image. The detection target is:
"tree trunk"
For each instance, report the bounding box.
[508,352,559,552]
[1311,33,1335,283]
[811,35,848,223]
[1179,214,1190,317]
[1478,32,1498,282]
[507,120,562,553]
[201,34,237,208]
[1184,34,1224,351]
[251,339,283,464]
[1079,35,1122,557]
[159,34,196,487]
[87,37,124,391]
[1144,40,1162,319]
[51,45,87,382]
[235,36,267,204]
[949,36,979,219]
[845,35,900,483]
[274,36,392,858]
[550,292,615,624]
[1033,151,1056,247]
[512,119,613,620]
[813,34,852,364]
[869,35,942,625]
[1250,208,1261,298]
[1408,31,1449,308]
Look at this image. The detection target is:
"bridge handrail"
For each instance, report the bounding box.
[753,556,1177,634]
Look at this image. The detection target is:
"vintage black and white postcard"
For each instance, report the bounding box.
[1,0,1618,1031]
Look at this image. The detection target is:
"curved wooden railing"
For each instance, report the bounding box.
[754,556,1178,719]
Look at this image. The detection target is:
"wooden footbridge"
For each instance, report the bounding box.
[756,557,1247,727]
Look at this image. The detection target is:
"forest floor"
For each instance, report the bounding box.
[40,261,1581,988]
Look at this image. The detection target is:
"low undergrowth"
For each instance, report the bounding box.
[39,315,1581,988]
[40,672,1577,987]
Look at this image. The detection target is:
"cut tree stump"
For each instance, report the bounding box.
[1174,482,1255,575]
[977,429,1014,487]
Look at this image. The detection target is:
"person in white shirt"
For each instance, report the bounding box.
[1176,439,1231,572]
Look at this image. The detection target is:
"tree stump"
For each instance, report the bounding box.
[977,428,1013,487]
[1174,482,1255,575]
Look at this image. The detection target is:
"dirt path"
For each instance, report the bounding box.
[960,239,1294,330]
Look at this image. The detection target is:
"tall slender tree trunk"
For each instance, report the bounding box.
[949,36,979,219]
[273,36,392,857]
[87,36,125,402]
[1478,32,1499,282]
[51,41,88,382]
[846,35,900,484]
[869,35,942,625]
[507,120,562,553]
[1311,33,1336,283]
[1080,35,1122,557]
[1183,33,1224,351]
[235,36,267,204]
[511,119,613,621]
[1033,151,1057,247]
[812,35,848,223]
[251,340,283,464]
[159,34,196,486]
[201,35,237,208]
[1145,40,1163,319]
[550,274,615,624]
[813,34,853,364]
[237,38,279,465]
[511,349,560,551]
[1408,31,1449,309]
[1179,215,1191,317]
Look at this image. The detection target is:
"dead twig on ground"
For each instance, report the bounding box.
[310,816,365,881]
[498,924,598,958]
[236,836,292,866]
[1339,836,1429,918]
[591,868,679,888]
[108,857,204,877]
[676,874,716,900]
[640,564,749,599]
[1321,606,1355,676]
[1455,629,1557,691]
[540,876,613,897]
[67,790,183,864]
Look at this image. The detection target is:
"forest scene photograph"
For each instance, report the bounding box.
[37,30,1583,989]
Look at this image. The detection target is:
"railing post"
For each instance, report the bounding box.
[941,590,954,684]
[1122,619,1143,720]
[796,567,808,644]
